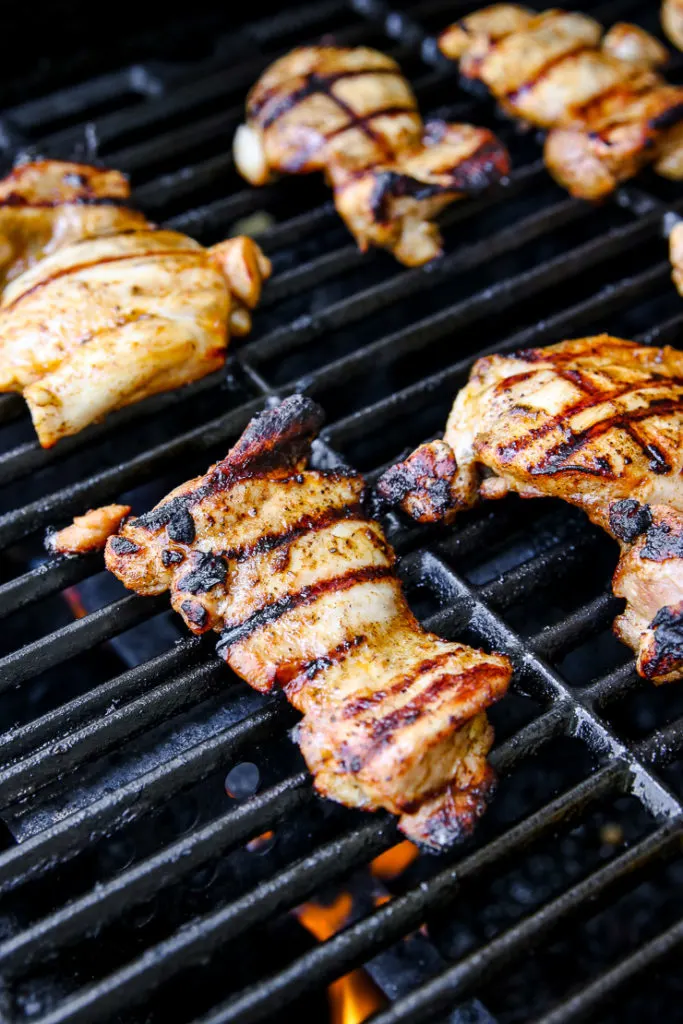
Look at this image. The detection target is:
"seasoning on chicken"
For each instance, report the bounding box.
[0,160,149,288]
[234,46,510,266]
[0,226,271,447]
[377,336,683,682]
[47,504,131,555]
[663,0,683,51]
[438,7,683,200]
[104,396,512,848]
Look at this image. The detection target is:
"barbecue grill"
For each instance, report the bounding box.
[1,1,682,1022]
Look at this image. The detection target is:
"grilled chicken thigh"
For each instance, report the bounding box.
[0,223,271,447]
[0,160,148,288]
[234,46,510,265]
[105,396,512,848]
[663,0,683,51]
[439,7,683,199]
[378,336,683,683]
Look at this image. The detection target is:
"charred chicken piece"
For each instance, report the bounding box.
[378,336,683,682]
[48,504,131,554]
[105,396,512,848]
[663,0,683,51]
[610,501,683,684]
[438,7,682,200]
[0,229,271,447]
[0,160,149,288]
[234,46,510,266]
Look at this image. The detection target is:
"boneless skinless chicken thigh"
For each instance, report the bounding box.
[663,0,683,50]
[104,397,512,848]
[234,45,510,265]
[378,336,683,685]
[438,6,683,200]
[0,161,271,447]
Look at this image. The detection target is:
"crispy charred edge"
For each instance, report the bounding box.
[640,600,683,682]
[609,498,653,543]
[216,564,394,657]
[368,133,509,225]
[0,160,132,208]
[135,396,327,541]
[416,764,497,850]
[376,440,460,523]
[609,500,683,561]
[338,661,507,774]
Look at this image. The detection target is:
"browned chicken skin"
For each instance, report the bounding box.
[0,160,149,288]
[234,46,510,265]
[104,396,512,848]
[378,336,683,684]
[662,0,683,51]
[0,162,271,447]
[48,504,131,554]
[438,7,683,200]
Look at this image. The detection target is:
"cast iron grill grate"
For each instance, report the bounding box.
[0,1,682,1023]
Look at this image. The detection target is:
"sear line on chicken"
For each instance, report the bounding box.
[662,0,683,51]
[0,162,271,448]
[104,396,512,848]
[0,160,149,289]
[438,6,683,200]
[234,46,510,266]
[377,336,683,684]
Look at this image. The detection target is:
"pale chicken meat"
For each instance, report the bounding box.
[669,220,683,295]
[0,215,271,447]
[48,504,131,554]
[234,46,510,266]
[377,336,683,684]
[0,160,149,288]
[104,396,512,848]
[662,0,683,51]
[438,7,683,200]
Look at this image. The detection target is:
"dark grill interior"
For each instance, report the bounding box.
[1,1,683,1022]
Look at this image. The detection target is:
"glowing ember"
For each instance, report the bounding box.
[295,893,385,1024]
[62,586,89,620]
[246,829,275,853]
[370,840,419,880]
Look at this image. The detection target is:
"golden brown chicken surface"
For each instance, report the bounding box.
[0,226,271,447]
[377,336,683,683]
[438,6,683,200]
[663,0,683,51]
[48,504,131,554]
[104,396,512,848]
[234,46,510,265]
[0,160,149,288]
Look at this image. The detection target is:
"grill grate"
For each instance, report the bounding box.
[0,2,683,1023]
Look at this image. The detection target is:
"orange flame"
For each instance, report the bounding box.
[295,893,385,1024]
[370,840,419,880]
[63,586,89,620]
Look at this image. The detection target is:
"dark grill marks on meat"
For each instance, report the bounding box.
[438,9,683,199]
[105,395,512,848]
[217,565,394,656]
[108,536,140,555]
[377,337,683,685]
